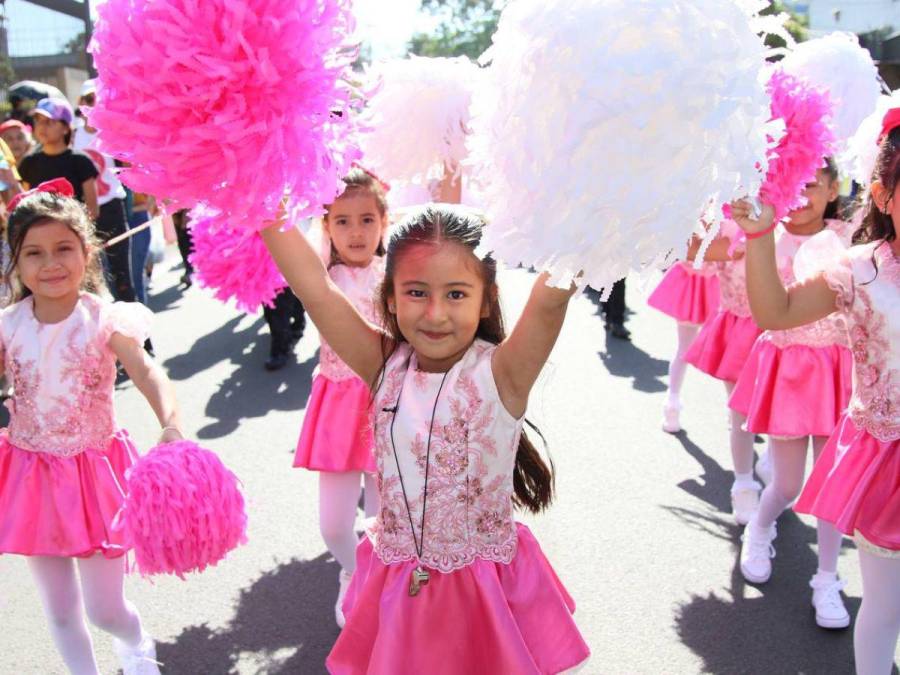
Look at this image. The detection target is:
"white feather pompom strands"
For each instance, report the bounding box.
[466,0,775,292]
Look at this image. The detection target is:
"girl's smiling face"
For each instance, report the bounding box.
[324,193,386,267]
[17,219,88,301]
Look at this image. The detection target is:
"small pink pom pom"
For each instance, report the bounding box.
[114,441,248,578]
[89,0,360,229]
[188,204,287,313]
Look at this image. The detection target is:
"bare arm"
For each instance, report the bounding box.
[82,179,99,220]
[110,333,184,443]
[492,272,578,418]
[260,221,387,385]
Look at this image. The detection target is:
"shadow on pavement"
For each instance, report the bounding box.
[163,315,261,382]
[670,431,735,514]
[156,552,339,675]
[597,340,668,394]
[147,280,188,315]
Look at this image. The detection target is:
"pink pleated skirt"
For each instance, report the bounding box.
[294,374,376,473]
[327,524,591,675]
[684,310,761,383]
[0,429,137,558]
[647,263,720,325]
[729,341,853,437]
[795,415,899,553]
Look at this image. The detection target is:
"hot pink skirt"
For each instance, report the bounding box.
[0,429,137,558]
[648,263,720,325]
[327,524,591,674]
[729,341,853,437]
[795,415,899,552]
[684,310,761,383]
[294,374,375,473]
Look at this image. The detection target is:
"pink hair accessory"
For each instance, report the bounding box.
[350,162,391,193]
[8,177,75,212]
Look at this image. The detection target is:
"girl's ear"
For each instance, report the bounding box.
[826,178,839,204]
[871,181,892,213]
[386,291,397,314]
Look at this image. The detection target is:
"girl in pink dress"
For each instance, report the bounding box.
[0,180,183,675]
[264,204,590,674]
[648,254,720,433]
[730,111,900,675]
[684,222,764,525]
[293,168,387,627]
[729,163,855,630]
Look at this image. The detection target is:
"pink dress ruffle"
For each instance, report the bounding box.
[729,341,853,437]
[684,310,761,383]
[795,415,899,551]
[294,374,375,473]
[327,523,590,675]
[647,262,720,325]
[0,429,137,558]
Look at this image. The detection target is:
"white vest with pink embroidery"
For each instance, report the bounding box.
[371,339,524,573]
[318,258,385,382]
[0,293,152,456]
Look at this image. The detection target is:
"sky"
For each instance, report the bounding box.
[3,0,433,59]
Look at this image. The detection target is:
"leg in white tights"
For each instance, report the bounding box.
[78,555,143,646]
[320,471,365,573]
[666,322,700,407]
[855,549,900,675]
[811,436,843,575]
[755,437,809,527]
[724,381,755,477]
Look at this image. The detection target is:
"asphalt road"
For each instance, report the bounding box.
[1,250,897,674]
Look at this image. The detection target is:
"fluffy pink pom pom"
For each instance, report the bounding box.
[114,441,248,578]
[89,0,360,229]
[187,205,287,313]
[759,69,835,223]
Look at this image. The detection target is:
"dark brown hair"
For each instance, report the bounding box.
[854,127,900,246]
[6,191,105,300]
[821,156,841,221]
[375,204,555,513]
[324,166,388,266]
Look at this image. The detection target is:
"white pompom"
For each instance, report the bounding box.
[467,0,775,291]
[359,56,481,187]
[846,93,900,186]
[779,32,882,151]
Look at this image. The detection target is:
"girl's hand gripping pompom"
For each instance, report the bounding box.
[730,200,775,238]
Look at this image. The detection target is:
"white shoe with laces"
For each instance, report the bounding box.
[113,634,161,675]
[662,402,682,433]
[756,448,774,487]
[335,569,353,629]
[740,522,777,583]
[730,480,761,525]
[810,574,851,629]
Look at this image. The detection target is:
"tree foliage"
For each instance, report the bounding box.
[408,0,504,60]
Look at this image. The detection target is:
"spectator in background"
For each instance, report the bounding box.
[0,120,35,164]
[124,187,157,305]
[602,277,631,340]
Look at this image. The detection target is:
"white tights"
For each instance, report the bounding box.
[28,554,143,675]
[855,549,900,675]
[723,381,755,477]
[665,322,700,406]
[319,471,379,573]
[752,436,843,573]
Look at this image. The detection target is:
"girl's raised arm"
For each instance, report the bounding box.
[261,220,385,385]
[731,200,838,330]
[492,272,578,419]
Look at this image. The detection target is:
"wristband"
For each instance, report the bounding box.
[745,221,778,240]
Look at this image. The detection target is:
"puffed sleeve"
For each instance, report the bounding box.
[101,300,153,345]
[793,229,854,313]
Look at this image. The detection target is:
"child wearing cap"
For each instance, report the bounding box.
[0,119,34,164]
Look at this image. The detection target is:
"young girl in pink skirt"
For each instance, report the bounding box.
[729,162,855,630]
[293,167,388,628]
[684,221,763,524]
[731,111,900,675]
[265,204,590,674]
[0,180,183,675]
[647,252,720,433]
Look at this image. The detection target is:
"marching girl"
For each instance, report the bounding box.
[729,161,854,630]
[264,203,590,674]
[293,167,387,627]
[731,110,900,675]
[0,179,183,675]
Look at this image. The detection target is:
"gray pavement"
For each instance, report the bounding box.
[1,250,897,674]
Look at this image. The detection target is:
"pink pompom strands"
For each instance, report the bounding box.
[114,441,248,578]
[187,205,287,313]
[89,0,359,229]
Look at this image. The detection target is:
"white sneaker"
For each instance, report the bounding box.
[810,575,851,629]
[113,634,161,675]
[756,449,774,487]
[335,569,353,629]
[740,522,776,583]
[662,402,682,433]
[730,481,761,525]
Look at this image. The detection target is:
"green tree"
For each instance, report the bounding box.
[763,1,809,49]
[409,0,505,60]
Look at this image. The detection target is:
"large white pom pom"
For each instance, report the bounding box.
[359,56,480,186]
[779,32,882,151]
[846,93,900,186]
[467,0,775,291]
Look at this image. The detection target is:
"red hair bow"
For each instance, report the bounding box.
[8,177,75,212]
[878,107,900,145]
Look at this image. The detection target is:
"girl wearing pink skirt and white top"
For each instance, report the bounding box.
[293,168,387,628]
[729,164,855,630]
[264,204,590,674]
[731,110,900,675]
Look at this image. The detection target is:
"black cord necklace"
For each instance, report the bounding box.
[388,359,451,597]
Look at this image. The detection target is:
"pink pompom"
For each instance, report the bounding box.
[89,0,360,229]
[187,205,287,313]
[759,69,836,223]
[114,441,248,578]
